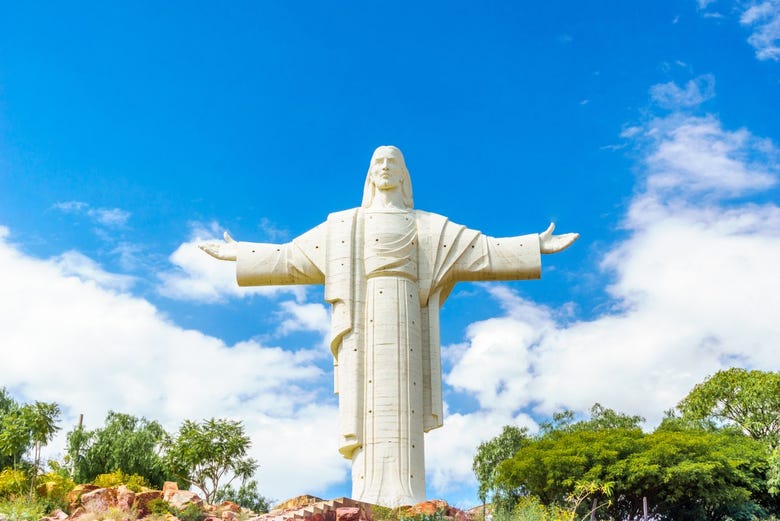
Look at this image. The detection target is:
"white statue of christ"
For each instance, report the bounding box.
[200,146,578,507]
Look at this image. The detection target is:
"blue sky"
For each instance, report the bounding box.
[1,0,779,508]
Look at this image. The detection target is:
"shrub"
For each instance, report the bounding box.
[0,496,47,521]
[93,470,149,492]
[35,470,75,512]
[146,497,172,515]
[0,468,28,499]
[173,502,205,521]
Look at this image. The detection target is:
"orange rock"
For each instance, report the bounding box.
[135,490,163,516]
[81,487,118,513]
[67,484,100,511]
[163,481,179,502]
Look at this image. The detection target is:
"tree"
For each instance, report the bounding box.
[24,402,60,496]
[67,411,171,487]
[472,425,530,505]
[494,411,777,520]
[0,396,60,478]
[164,418,258,504]
[213,479,270,513]
[678,368,780,447]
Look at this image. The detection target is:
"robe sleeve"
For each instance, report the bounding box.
[450,233,542,282]
[236,223,327,286]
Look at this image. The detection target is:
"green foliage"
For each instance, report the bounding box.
[0,496,47,521]
[35,467,75,512]
[0,389,21,470]
[472,425,530,504]
[164,418,258,504]
[67,411,171,488]
[146,497,172,515]
[92,470,149,492]
[213,479,270,513]
[0,468,28,498]
[494,408,776,521]
[172,502,206,521]
[678,368,780,447]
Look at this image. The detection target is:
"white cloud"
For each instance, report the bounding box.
[649,74,715,109]
[54,250,136,292]
[425,410,537,498]
[275,301,331,340]
[441,109,780,493]
[740,0,780,60]
[53,201,131,228]
[91,208,131,227]
[0,230,344,500]
[698,0,780,60]
[157,222,306,303]
[641,114,777,196]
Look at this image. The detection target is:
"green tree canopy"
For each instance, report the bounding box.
[472,425,530,504]
[164,418,258,504]
[492,405,777,520]
[67,411,171,488]
[677,368,780,447]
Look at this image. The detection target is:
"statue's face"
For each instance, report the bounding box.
[369,149,405,191]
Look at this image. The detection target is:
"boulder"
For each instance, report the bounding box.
[81,487,118,513]
[40,509,69,521]
[68,507,86,520]
[117,485,136,512]
[216,501,241,514]
[163,481,179,502]
[135,490,163,517]
[167,489,204,510]
[336,507,363,521]
[221,511,238,521]
[67,484,101,511]
[405,499,449,516]
[272,495,323,512]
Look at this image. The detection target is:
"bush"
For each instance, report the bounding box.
[0,496,47,521]
[93,470,149,492]
[35,470,75,512]
[173,502,205,521]
[146,498,172,515]
[0,468,28,499]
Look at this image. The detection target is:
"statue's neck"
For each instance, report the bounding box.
[369,189,407,210]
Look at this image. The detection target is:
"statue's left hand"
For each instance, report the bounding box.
[539,223,579,254]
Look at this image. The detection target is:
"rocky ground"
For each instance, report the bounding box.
[32,484,478,521]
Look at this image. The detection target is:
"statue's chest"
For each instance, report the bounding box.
[363,210,418,278]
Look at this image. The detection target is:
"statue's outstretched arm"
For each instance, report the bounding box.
[539,223,579,254]
[199,231,238,261]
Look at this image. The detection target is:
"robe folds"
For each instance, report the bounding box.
[235,207,542,505]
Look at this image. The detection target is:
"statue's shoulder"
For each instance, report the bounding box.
[327,207,359,223]
[414,209,448,226]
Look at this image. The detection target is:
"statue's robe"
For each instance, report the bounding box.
[235,208,541,506]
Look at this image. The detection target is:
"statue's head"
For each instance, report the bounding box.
[362,145,414,208]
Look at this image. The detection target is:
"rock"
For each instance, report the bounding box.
[40,509,69,521]
[216,501,241,514]
[336,507,363,521]
[135,490,163,516]
[67,484,101,511]
[116,485,136,512]
[81,487,118,513]
[221,511,238,521]
[69,507,86,520]
[163,481,180,502]
[405,499,449,516]
[167,489,204,510]
[271,495,324,512]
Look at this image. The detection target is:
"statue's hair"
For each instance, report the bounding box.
[361,145,414,209]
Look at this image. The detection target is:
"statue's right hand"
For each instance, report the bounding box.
[198,231,238,261]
